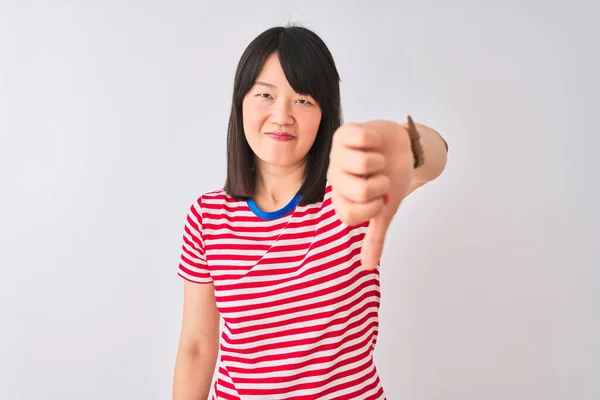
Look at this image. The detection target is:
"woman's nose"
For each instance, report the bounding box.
[269,100,293,126]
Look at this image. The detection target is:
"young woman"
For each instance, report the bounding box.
[173,25,448,400]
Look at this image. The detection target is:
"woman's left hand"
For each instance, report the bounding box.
[327,120,415,270]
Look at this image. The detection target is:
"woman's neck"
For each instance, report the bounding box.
[253,160,305,212]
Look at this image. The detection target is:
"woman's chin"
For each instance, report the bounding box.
[256,156,306,170]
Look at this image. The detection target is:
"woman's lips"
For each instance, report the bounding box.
[265,132,294,142]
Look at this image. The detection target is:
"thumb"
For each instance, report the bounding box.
[361,211,393,270]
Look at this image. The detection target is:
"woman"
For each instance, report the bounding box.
[173,25,448,400]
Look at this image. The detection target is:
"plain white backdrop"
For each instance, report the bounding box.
[1,1,598,399]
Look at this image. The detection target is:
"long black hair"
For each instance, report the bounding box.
[224,25,342,205]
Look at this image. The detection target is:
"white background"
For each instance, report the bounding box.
[1,1,598,399]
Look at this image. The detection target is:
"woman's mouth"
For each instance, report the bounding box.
[265,132,295,142]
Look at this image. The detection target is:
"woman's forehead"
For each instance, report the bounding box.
[255,54,287,85]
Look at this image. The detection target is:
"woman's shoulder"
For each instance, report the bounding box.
[188,187,245,210]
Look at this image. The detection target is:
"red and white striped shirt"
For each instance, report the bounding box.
[178,183,385,399]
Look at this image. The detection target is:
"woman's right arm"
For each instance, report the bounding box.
[173,280,220,400]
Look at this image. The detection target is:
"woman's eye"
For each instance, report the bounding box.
[296,99,311,105]
[257,93,272,99]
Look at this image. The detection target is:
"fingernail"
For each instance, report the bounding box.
[383,195,389,205]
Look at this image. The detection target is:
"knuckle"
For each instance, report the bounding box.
[358,155,370,174]
[357,185,371,202]
[340,123,358,138]
[343,123,367,145]
[357,130,370,148]
[376,153,386,169]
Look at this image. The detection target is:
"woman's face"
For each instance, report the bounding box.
[242,53,322,171]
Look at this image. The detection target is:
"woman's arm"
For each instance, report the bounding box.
[173,280,220,400]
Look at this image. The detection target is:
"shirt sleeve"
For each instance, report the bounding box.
[177,196,213,284]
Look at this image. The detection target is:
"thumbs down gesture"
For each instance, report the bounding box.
[327,118,418,270]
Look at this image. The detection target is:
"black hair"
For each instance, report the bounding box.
[224,24,342,205]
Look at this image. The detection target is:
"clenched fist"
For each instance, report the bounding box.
[327,119,416,270]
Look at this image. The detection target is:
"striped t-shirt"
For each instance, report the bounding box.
[177,183,385,399]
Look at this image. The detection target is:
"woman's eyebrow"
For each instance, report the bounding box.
[255,81,277,89]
